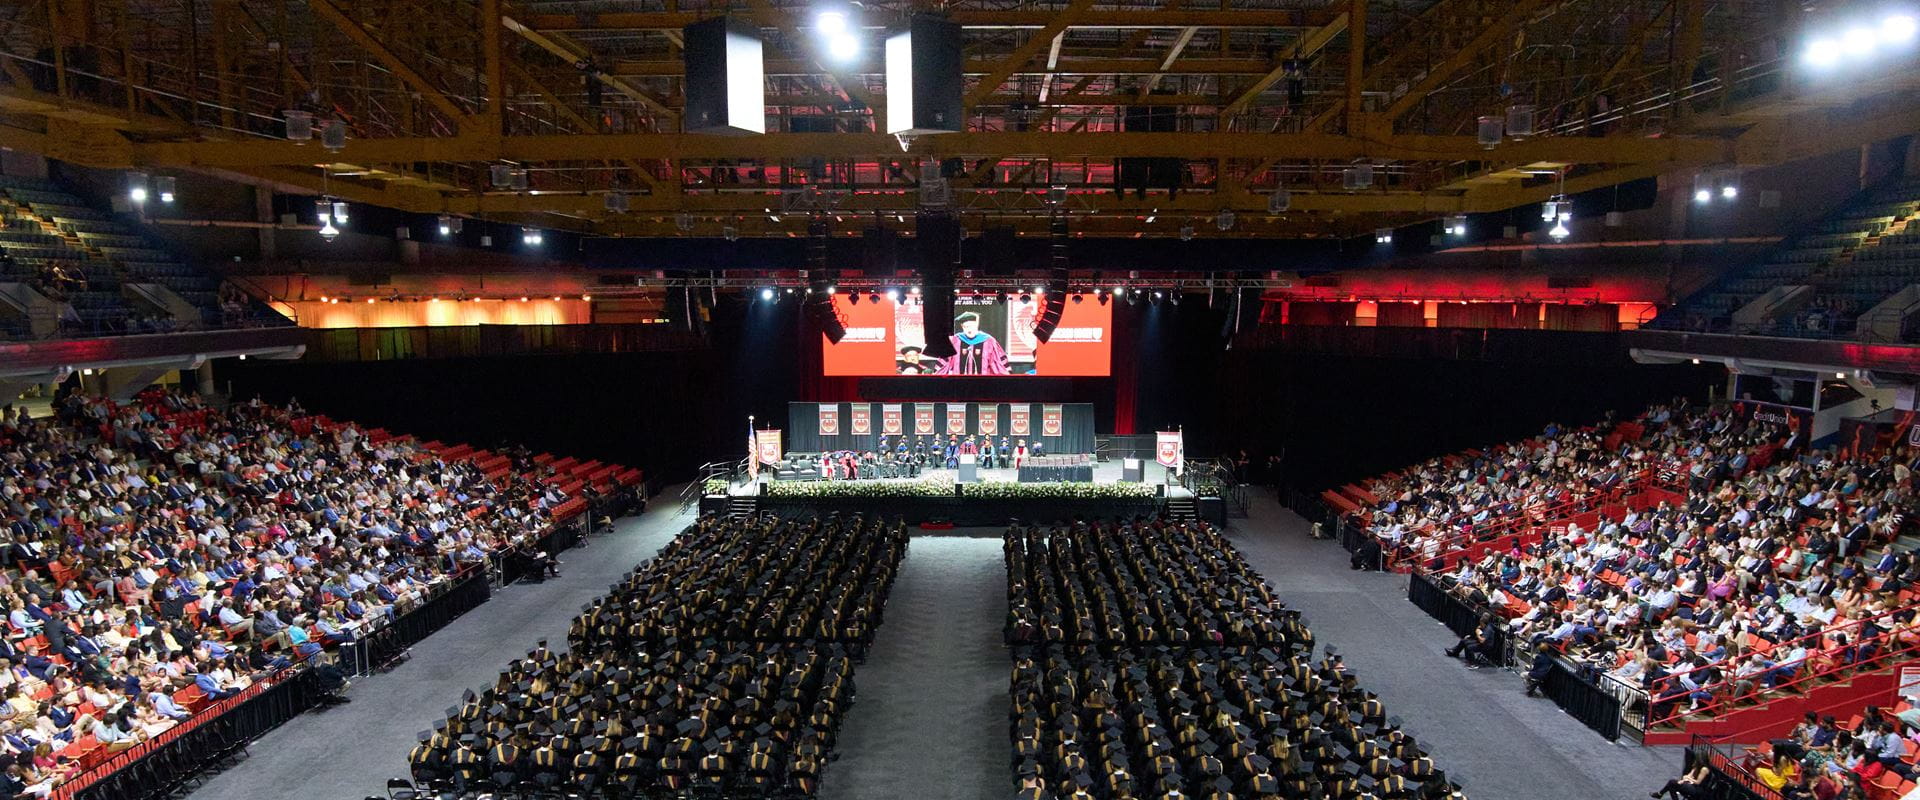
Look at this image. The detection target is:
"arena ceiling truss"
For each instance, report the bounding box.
[0,0,1912,238]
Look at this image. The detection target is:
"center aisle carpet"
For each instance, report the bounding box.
[183,493,695,800]
[822,532,1008,800]
[1228,493,1682,800]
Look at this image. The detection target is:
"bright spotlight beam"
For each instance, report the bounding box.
[1885,14,1919,45]
[1804,37,1842,67]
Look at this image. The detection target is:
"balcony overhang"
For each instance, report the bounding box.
[0,328,308,383]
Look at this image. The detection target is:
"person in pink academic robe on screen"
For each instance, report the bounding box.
[939,313,1010,375]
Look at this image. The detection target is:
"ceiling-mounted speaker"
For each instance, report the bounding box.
[885,16,963,134]
[683,17,765,135]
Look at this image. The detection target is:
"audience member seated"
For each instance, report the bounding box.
[0,386,569,792]
[406,513,907,798]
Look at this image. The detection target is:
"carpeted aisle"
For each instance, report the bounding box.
[821,532,1009,800]
[1227,493,1683,800]
[183,491,695,800]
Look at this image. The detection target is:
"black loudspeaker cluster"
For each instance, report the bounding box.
[885,16,964,135]
[682,17,765,135]
[1118,102,1182,198]
[917,213,960,358]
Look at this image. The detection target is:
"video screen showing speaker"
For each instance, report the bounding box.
[821,293,1111,376]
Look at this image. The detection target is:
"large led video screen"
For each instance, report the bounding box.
[821,294,1112,376]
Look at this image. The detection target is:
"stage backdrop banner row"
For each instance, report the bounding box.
[850,405,871,435]
[882,404,904,436]
[786,402,1096,454]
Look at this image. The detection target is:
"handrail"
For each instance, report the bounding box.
[1645,594,1920,730]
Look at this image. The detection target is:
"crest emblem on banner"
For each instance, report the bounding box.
[1010,406,1031,436]
[756,430,783,466]
[914,404,936,435]
[882,404,904,436]
[1155,430,1184,474]
[946,405,968,435]
[850,405,871,435]
[1041,404,1064,437]
[978,405,999,436]
[818,404,839,436]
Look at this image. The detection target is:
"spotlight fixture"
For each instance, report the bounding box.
[849,293,862,305]
[315,198,339,242]
[1019,292,1033,304]
[1374,228,1393,244]
[1549,214,1571,241]
[1097,291,1110,306]
[1446,215,1468,236]
[886,288,901,302]
[723,226,740,242]
[868,292,881,304]
[1268,189,1291,214]
[521,227,543,246]
[1721,185,1739,200]
[1047,185,1068,205]
[815,9,861,63]
[761,288,775,301]
[320,119,348,151]
[127,172,149,204]
[331,201,350,224]
[1153,290,1164,300]
[156,176,177,204]
[1178,225,1195,242]
[1541,200,1561,221]
[1694,188,1712,204]
[437,214,453,236]
[1071,293,1084,304]
[1215,209,1236,231]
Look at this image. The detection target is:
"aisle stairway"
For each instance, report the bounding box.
[1165,495,1198,523]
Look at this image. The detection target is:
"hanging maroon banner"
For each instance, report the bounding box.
[818,404,840,436]
[1010,405,1031,436]
[1041,404,1064,437]
[756,429,783,466]
[946,404,968,435]
[914,403,936,435]
[977,405,999,436]
[881,404,904,436]
[850,404,871,435]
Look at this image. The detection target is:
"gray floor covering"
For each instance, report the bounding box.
[184,489,1685,800]
[821,532,1010,800]
[1228,493,1683,800]
[184,492,696,800]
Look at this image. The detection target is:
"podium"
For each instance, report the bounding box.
[1121,458,1144,482]
[958,453,979,483]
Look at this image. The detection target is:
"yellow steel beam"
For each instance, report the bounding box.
[612,55,1286,77]
[1136,26,1198,98]
[306,0,471,129]
[504,61,674,195]
[501,15,679,124]
[1379,0,1555,124]
[965,0,1099,112]
[523,10,1338,32]
[123,130,1735,169]
[1216,13,1348,121]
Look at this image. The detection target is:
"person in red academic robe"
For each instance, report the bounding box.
[1013,439,1029,470]
[938,313,1010,375]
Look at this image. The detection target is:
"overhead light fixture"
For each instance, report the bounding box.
[761,288,775,300]
[1374,228,1393,244]
[1144,209,1158,224]
[1019,292,1032,304]
[437,215,453,236]
[1097,291,1110,306]
[1541,199,1561,220]
[1178,225,1195,241]
[331,201,349,224]
[1445,215,1468,236]
[723,226,739,242]
[284,110,314,141]
[1549,216,1571,240]
[522,227,543,245]
[1268,189,1290,214]
[1843,26,1879,57]
[868,292,881,304]
[1693,188,1712,204]
[320,119,348,151]
[885,288,900,302]
[1886,14,1919,44]
[1721,185,1739,200]
[315,198,338,242]
[127,172,149,204]
[1215,209,1236,231]
[155,176,176,204]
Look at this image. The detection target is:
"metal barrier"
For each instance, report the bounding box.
[1405,572,1511,667]
[339,569,493,677]
[1538,658,1626,741]
[61,669,325,800]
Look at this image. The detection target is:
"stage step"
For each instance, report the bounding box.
[728,495,759,521]
[1166,496,1198,523]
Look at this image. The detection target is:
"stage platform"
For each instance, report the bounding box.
[724,461,1196,499]
[710,462,1215,527]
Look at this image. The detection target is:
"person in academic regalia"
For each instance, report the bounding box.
[999,437,1013,469]
[944,437,960,469]
[961,436,978,458]
[1014,439,1030,470]
[982,439,998,472]
[938,312,1010,375]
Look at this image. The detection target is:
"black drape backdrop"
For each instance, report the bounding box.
[786,401,1096,454]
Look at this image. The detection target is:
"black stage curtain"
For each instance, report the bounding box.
[786,401,1096,454]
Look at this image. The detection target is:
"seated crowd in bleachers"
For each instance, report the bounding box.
[1359,401,1789,568]
[1006,520,1463,800]
[0,387,574,796]
[1350,398,1920,735]
[403,514,907,798]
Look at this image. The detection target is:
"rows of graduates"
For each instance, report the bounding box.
[1005,520,1295,648]
[1006,520,1465,800]
[404,513,908,797]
